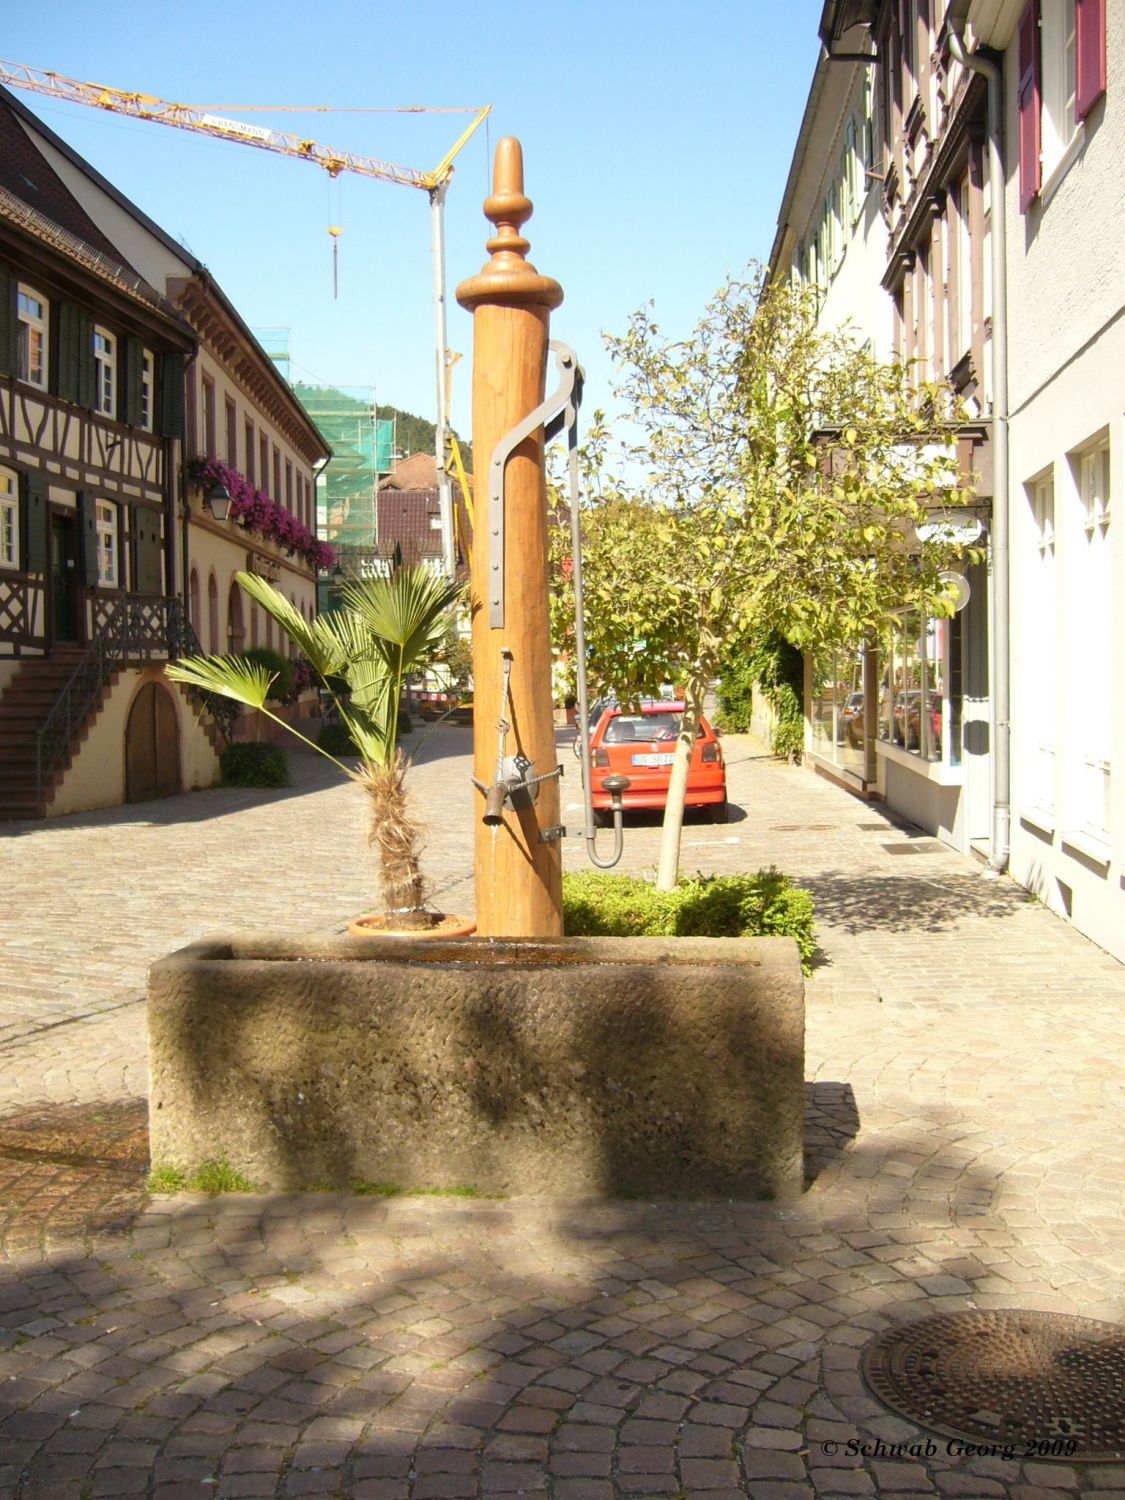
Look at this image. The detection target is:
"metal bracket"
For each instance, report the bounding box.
[487,341,583,628]
[540,825,566,843]
[503,753,537,811]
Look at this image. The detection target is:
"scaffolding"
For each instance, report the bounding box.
[290,382,395,548]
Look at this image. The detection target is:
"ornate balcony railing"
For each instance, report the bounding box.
[35,595,237,794]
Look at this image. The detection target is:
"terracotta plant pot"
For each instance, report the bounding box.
[347,912,476,939]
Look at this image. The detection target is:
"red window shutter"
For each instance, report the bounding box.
[1076,0,1107,120]
[1018,0,1042,211]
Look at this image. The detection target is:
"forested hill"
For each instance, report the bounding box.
[380,405,472,470]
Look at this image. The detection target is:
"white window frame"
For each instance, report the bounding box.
[1027,473,1057,818]
[1069,438,1111,843]
[956,176,973,360]
[95,499,119,588]
[140,348,155,432]
[1041,0,1078,183]
[16,284,48,390]
[93,327,116,418]
[0,467,18,570]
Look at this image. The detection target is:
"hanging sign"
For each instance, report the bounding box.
[914,513,984,546]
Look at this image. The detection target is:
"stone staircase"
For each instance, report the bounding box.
[0,649,114,820]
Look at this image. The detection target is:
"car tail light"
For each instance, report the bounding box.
[593,748,610,767]
[701,742,721,763]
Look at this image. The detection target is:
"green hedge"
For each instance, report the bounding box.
[562,868,816,972]
[220,742,290,788]
[317,722,359,756]
[240,646,293,704]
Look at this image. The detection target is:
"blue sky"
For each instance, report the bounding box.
[3,1,822,446]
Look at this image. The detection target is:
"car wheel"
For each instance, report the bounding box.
[706,798,729,825]
[592,806,612,829]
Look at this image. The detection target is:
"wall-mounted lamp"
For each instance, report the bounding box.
[206,481,233,523]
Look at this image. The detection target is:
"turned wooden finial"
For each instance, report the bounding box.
[456,136,563,312]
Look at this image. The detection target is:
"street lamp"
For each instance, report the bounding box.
[205,481,233,523]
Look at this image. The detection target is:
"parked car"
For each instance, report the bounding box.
[894,690,942,751]
[839,690,864,744]
[578,701,728,824]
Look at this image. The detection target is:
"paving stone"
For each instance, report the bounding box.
[1,731,1124,1499]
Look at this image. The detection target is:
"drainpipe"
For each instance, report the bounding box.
[947,14,1010,876]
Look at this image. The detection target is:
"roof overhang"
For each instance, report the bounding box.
[818,0,879,58]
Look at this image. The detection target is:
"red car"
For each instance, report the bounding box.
[583,702,728,824]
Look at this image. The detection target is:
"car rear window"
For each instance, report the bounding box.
[603,712,703,743]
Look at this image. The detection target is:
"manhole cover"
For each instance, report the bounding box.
[863,1310,1125,1461]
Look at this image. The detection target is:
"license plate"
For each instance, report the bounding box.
[632,752,674,767]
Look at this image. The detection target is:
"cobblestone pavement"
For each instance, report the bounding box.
[1,728,1124,1499]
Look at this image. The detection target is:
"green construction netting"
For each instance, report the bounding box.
[290,382,394,547]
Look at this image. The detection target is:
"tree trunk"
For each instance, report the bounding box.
[655,674,707,891]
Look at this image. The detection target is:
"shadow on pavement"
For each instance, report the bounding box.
[803,869,1032,935]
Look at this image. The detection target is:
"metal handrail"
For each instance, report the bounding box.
[34,596,235,795]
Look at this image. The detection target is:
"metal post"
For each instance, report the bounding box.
[430,179,456,578]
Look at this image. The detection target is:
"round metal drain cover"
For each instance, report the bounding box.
[862,1310,1125,1462]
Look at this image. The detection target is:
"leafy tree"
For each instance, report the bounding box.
[554,265,980,890]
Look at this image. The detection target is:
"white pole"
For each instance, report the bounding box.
[430,178,456,577]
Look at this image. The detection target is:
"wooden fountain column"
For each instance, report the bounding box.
[456,138,564,937]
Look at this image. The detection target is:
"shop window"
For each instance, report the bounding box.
[810,640,867,776]
[879,609,948,764]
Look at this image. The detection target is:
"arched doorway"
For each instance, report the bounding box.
[125,681,181,802]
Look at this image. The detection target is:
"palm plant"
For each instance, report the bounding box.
[167,562,463,929]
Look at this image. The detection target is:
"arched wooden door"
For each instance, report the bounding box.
[125,682,181,803]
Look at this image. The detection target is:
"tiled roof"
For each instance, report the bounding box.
[0,105,130,266]
[379,452,439,491]
[376,488,444,559]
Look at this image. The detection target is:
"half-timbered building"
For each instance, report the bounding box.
[0,83,330,814]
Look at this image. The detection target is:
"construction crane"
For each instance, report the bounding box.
[0,58,492,577]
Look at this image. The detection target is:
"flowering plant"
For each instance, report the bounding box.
[284,657,319,705]
[187,457,335,572]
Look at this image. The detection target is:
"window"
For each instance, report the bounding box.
[1019,0,1106,208]
[956,176,972,358]
[95,500,119,587]
[259,433,269,491]
[202,375,216,455]
[1027,474,1057,815]
[225,397,237,467]
[844,122,859,227]
[273,447,281,502]
[93,327,116,417]
[879,610,947,765]
[1041,0,1078,179]
[863,69,877,174]
[285,460,293,510]
[245,419,256,483]
[140,349,155,431]
[1069,438,1111,839]
[16,285,48,389]
[0,467,18,569]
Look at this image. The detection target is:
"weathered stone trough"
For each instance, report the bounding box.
[148,934,805,1199]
